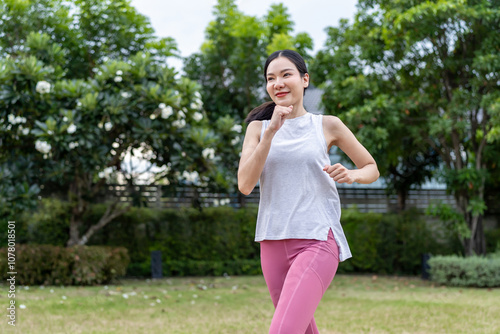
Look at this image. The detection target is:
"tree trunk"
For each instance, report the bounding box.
[66,176,130,246]
[397,188,407,212]
[67,177,86,247]
[457,191,487,256]
[464,214,486,256]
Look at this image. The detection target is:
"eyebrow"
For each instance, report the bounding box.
[267,68,294,76]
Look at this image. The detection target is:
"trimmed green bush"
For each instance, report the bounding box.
[83,204,261,277]
[429,254,500,287]
[21,198,465,277]
[0,244,129,285]
[339,207,454,275]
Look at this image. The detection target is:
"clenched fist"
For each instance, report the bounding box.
[323,163,357,184]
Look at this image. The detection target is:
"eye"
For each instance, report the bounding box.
[283,73,291,77]
[267,77,274,82]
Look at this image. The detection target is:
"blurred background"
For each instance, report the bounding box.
[0,0,499,283]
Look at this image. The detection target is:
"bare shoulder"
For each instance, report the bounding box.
[322,115,347,147]
[246,120,262,134]
[322,115,344,128]
[243,120,263,143]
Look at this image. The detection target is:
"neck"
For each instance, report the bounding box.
[288,104,307,119]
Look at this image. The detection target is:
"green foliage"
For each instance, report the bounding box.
[427,203,471,240]
[0,244,129,285]
[82,204,260,277]
[0,0,219,245]
[340,208,455,275]
[20,199,488,277]
[429,255,500,287]
[311,0,500,255]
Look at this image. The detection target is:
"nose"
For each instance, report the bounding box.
[274,78,285,89]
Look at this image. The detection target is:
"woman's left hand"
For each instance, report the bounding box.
[323,163,357,184]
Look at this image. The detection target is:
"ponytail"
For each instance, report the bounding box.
[245,101,276,124]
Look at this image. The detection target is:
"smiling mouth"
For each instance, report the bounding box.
[276,92,289,97]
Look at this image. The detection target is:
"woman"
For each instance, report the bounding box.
[237,50,379,334]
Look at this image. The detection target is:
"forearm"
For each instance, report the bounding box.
[238,128,276,195]
[352,163,380,184]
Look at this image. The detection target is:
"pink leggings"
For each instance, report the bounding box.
[260,230,340,334]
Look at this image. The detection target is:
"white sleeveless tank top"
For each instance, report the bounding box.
[255,112,352,262]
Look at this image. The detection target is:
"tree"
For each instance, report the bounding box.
[0,0,213,246]
[311,0,500,255]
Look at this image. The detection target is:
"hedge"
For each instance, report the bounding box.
[83,205,454,276]
[0,244,129,285]
[10,198,476,277]
[428,254,500,287]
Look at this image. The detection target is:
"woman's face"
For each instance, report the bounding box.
[266,57,309,107]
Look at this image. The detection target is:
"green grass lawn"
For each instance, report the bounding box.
[1,274,499,333]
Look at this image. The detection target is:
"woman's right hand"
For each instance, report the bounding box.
[268,105,293,133]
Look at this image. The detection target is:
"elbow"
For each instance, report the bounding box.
[238,183,254,196]
[237,174,254,195]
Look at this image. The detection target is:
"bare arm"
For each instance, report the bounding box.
[237,105,293,195]
[322,115,380,184]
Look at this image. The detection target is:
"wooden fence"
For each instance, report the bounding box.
[104,184,456,213]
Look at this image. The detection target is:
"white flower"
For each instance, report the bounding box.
[202,148,215,160]
[63,117,68,122]
[98,167,113,179]
[193,112,203,122]
[15,116,26,124]
[231,137,240,146]
[158,103,167,109]
[98,122,103,129]
[194,91,202,99]
[47,130,53,135]
[36,81,51,94]
[67,124,77,134]
[172,119,186,128]
[35,140,51,154]
[122,294,129,299]
[62,296,67,300]
[104,122,113,131]
[231,124,242,133]
[77,101,82,107]
[182,170,199,184]
[112,142,119,148]
[7,115,27,125]
[121,92,131,98]
[114,76,122,83]
[19,304,26,309]
[150,114,156,120]
[190,102,201,110]
[22,128,30,135]
[116,70,123,76]
[178,110,186,119]
[69,142,79,149]
[161,106,174,119]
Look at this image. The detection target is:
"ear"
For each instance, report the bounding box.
[302,73,310,88]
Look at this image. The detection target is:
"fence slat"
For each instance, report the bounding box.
[102,184,457,213]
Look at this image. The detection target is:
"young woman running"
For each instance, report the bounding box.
[238,49,379,334]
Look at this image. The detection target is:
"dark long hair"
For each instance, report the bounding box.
[245,50,308,124]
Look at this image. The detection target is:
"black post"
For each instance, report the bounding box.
[151,250,162,279]
[421,253,431,280]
